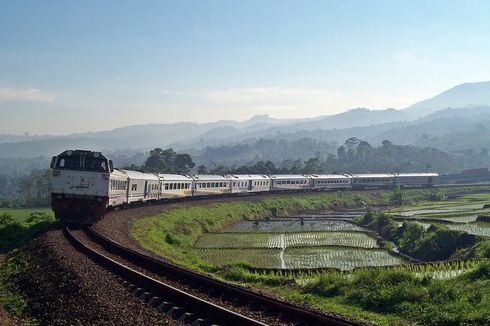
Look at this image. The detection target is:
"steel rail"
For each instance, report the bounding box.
[84,225,366,326]
[64,226,267,326]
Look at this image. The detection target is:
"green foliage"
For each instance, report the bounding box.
[390,186,404,205]
[357,212,480,261]
[346,269,429,312]
[365,213,398,240]
[299,261,490,325]
[143,147,195,174]
[427,190,447,201]
[306,272,348,297]
[0,249,31,320]
[397,222,425,253]
[470,239,490,259]
[0,212,56,253]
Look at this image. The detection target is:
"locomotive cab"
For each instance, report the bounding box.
[50,150,113,224]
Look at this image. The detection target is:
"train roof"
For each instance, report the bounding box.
[351,174,395,178]
[227,174,270,180]
[192,174,231,181]
[269,174,310,179]
[394,173,439,177]
[122,170,159,181]
[157,174,194,181]
[309,174,352,179]
[112,169,129,178]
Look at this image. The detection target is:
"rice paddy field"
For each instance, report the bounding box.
[196,230,379,249]
[195,219,399,270]
[389,193,490,237]
[222,218,368,233]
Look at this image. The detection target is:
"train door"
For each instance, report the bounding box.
[144,180,148,199]
[428,176,433,185]
[248,180,253,191]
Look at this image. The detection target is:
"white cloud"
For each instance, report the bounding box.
[0,87,55,102]
[202,86,420,116]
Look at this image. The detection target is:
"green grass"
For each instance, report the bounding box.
[0,208,53,223]
[0,250,38,325]
[131,185,490,325]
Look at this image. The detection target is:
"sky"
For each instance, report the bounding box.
[1,0,490,135]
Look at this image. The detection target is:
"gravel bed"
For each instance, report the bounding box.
[72,227,286,325]
[16,229,175,326]
[93,198,366,326]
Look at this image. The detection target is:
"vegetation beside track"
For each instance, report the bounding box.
[0,249,37,326]
[0,211,57,253]
[132,185,490,325]
[0,209,56,324]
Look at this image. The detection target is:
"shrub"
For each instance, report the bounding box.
[309,272,347,297]
[346,269,428,313]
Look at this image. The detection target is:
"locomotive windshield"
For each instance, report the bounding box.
[55,152,108,172]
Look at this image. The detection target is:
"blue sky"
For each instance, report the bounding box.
[1,0,490,134]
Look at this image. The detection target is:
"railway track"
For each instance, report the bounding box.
[64,225,366,326]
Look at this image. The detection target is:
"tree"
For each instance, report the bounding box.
[303,158,320,174]
[144,149,168,172]
[290,159,304,174]
[337,146,347,162]
[197,165,208,174]
[174,153,195,174]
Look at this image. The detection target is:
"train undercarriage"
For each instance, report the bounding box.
[51,194,108,225]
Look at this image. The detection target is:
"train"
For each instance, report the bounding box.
[50,150,438,224]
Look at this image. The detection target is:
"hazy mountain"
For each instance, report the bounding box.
[404,81,490,118]
[174,108,408,149]
[1,81,490,173]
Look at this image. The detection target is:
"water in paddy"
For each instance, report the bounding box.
[198,218,402,270]
[222,218,369,233]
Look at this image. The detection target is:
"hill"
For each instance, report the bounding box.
[404,81,490,118]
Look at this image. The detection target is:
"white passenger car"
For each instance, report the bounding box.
[351,174,395,188]
[394,173,438,187]
[192,175,231,196]
[108,169,129,207]
[270,175,311,191]
[158,174,194,199]
[228,174,271,194]
[310,174,352,190]
[123,170,160,203]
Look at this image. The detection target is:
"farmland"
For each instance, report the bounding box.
[0,207,53,223]
[132,187,490,325]
[388,193,490,238]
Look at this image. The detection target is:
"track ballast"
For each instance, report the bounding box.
[64,225,367,326]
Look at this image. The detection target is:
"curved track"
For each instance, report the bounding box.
[65,225,366,326]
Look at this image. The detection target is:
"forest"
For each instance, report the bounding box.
[1,137,489,208]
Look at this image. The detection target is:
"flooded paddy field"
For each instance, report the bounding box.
[389,193,490,237]
[196,217,402,270]
[222,218,368,233]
